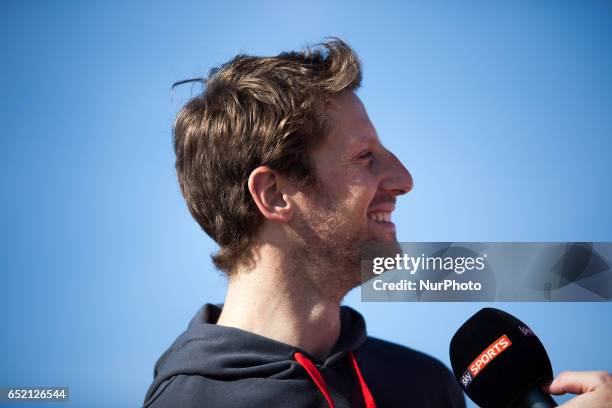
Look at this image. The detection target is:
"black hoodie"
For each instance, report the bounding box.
[143,303,465,408]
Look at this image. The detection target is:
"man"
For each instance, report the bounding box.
[144,39,611,407]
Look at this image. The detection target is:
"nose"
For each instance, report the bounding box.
[380,150,413,196]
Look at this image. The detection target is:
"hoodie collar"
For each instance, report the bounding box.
[153,302,368,381]
[197,303,368,366]
[146,303,371,408]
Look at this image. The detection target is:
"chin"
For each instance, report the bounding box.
[367,231,398,244]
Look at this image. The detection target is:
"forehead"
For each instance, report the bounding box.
[322,91,379,150]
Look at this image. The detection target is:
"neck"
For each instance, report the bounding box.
[216,244,343,360]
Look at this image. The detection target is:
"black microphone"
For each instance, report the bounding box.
[449,308,557,408]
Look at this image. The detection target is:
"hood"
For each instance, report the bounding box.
[144,303,373,407]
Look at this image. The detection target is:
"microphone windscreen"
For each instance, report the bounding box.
[449,308,553,407]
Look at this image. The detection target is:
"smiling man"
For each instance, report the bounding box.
[142,39,460,408]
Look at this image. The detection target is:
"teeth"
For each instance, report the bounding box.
[369,212,392,222]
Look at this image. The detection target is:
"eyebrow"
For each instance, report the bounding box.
[350,134,378,148]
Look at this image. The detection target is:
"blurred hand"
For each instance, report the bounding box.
[541,371,612,408]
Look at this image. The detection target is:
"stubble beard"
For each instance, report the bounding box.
[289,187,374,303]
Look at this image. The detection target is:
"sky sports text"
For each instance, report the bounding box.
[460,334,513,389]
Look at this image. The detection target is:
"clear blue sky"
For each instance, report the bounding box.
[1,1,611,407]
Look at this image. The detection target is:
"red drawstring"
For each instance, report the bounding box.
[294,351,377,408]
[294,352,336,408]
[348,351,377,408]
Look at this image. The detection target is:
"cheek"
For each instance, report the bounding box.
[317,166,379,216]
[343,183,377,216]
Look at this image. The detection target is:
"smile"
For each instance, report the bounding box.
[368,212,392,223]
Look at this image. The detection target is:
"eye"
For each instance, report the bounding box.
[357,151,374,161]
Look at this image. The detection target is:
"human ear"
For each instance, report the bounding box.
[247,166,292,222]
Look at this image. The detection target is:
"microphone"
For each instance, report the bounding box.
[449,308,557,408]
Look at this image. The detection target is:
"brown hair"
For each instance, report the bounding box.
[173,38,362,274]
